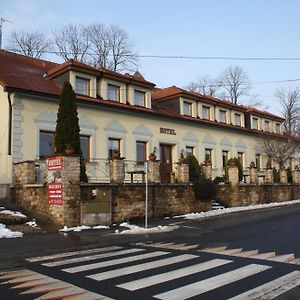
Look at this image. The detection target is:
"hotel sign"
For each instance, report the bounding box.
[160,127,176,135]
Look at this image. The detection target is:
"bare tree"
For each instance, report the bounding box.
[186,75,220,96]
[9,30,52,58]
[106,25,138,72]
[262,135,299,167]
[275,87,300,135]
[219,65,251,104]
[86,23,111,68]
[53,24,89,62]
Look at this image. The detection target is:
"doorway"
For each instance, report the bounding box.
[159,144,173,183]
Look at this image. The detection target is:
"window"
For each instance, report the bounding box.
[238,152,244,168]
[256,154,261,170]
[202,106,210,120]
[75,77,89,96]
[107,84,120,102]
[185,146,194,157]
[252,117,258,129]
[222,150,229,168]
[276,123,281,133]
[235,114,241,126]
[183,101,192,116]
[205,148,212,162]
[80,136,90,161]
[264,121,270,131]
[108,138,120,158]
[219,110,226,123]
[136,141,147,162]
[39,131,54,158]
[134,90,146,106]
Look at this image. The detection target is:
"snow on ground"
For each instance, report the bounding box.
[59,224,110,232]
[25,220,40,229]
[176,199,300,220]
[0,223,23,238]
[116,222,177,235]
[0,209,27,218]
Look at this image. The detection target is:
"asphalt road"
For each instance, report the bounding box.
[1,203,300,299]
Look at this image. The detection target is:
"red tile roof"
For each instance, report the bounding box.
[0,50,60,95]
[152,85,284,121]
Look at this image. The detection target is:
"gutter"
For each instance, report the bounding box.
[7,93,12,155]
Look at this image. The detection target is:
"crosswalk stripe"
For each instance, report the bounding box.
[267,254,295,263]
[154,264,271,300]
[26,246,122,262]
[117,258,232,291]
[87,254,198,281]
[43,248,144,267]
[228,270,300,299]
[62,251,169,274]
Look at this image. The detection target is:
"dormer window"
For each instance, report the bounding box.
[202,106,210,120]
[183,101,192,116]
[219,110,226,123]
[235,113,241,126]
[264,120,270,132]
[252,117,258,129]
[134,90,146,106]
[75,76,90,96]
[107,84,120,102]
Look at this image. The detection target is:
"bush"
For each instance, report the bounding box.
[213,176,226,184]
[193,179,217,202]
[226,157,243,182]
[287,168,293,184]
[186,154,202,181]
[273,167,280,183]
[186,155,216,201]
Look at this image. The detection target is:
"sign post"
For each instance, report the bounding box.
[144,161,148,229]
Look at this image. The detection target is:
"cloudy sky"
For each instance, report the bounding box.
[1,0,300,114]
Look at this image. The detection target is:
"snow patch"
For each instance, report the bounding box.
[0,223,23,238]
[0,209,27,218]
[116,222,177,235]
[25,220,39,229]
[60,224,110,232]
[177,200,300,220]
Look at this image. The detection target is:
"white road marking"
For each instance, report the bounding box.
[154,264,271,300]
[87,254,198,281]
[228,271,300,299]
[62,251,169,273]
[43,248,144,267]
[27,246,122,262]
[118,258,232,291]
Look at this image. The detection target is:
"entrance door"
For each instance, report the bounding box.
[159,144,173,183]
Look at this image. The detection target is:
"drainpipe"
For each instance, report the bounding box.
[7,93,12,155]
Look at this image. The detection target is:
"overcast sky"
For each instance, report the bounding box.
[1,0,300,115]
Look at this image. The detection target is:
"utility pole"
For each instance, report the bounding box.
[0,17,13,49]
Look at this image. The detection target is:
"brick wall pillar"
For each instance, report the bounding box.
[15,161,36,185]
[227,165,239,186]
[202,162,212,179]
[249,167,258,184]
[176,162,189,183]
[47,155,81,227]
[280,168,288,184]
[109,159,125,184]
[265,168,273,184]
[292,169,300,184]
[148,161,160,183]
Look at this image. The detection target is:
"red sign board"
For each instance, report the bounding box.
[48,156,63,171]
[48,183,63,205]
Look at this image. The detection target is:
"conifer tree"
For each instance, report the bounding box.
[55,81,88,182]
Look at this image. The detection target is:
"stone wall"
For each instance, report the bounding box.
[81,184,211,224]
[216,184,300,207]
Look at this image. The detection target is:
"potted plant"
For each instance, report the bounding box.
[149,146,157,161]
